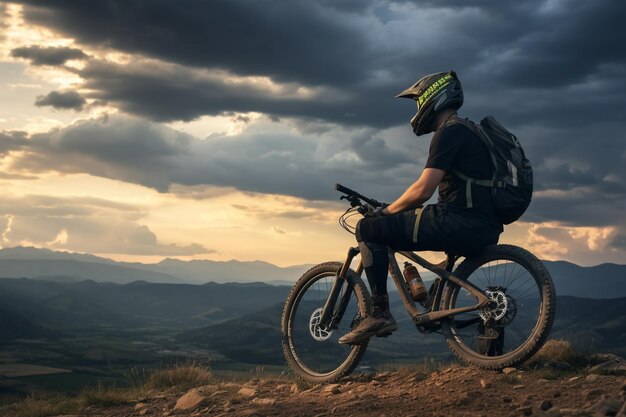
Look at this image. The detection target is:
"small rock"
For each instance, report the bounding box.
[593,353,623,362]
[516,405,533,416]
[586,374,601,382]
[139,410,148,416]
[238,387,257,398]
[538,400,553,411]
[503,367,517,375]
[323,384,341,395]
[582,388,604,402]
[590,397,622,416]
[435,381,445,387]
[589,358,626,375]
[480,379,492,389]
[135,403,147,410]
[252,398,277,406]
[543,360,573,370]
[370,379,381,386]
[557,408,584,416]
[454,391,470,406]
[567,376,583,382]
[290,383,300,394]
[174,389,205,411]
[513,385,526,390]
[302,384,321,393]
[210,390,228,398]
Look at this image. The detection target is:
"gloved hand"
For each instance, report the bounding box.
[372,203,390,217]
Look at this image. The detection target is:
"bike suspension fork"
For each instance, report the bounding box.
[318,247,360,329]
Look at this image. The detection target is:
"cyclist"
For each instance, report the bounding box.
[339,71,504,345]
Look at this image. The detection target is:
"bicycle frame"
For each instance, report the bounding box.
[318,246,491,330]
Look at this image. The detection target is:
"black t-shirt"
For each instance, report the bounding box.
[425,122,498,220]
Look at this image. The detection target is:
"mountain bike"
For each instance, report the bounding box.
[281,184,555,383]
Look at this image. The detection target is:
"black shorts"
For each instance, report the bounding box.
[356,204,502,255]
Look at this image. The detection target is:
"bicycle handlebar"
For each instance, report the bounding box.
[335,183,383,208]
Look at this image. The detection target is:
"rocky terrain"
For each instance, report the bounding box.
[4,341,626,417]
[15,366,625,417]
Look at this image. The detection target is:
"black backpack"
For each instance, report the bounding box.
[450,116,533,225]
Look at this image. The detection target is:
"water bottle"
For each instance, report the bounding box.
[403,261,427,302]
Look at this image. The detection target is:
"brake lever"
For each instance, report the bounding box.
[340,194,362,208]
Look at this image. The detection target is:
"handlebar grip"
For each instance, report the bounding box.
[335,183,356,196]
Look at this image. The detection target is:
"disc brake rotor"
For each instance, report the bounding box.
[309,307,333,341]
[479,289,508,323]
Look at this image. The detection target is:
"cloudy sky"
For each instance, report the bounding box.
[0,0,624,266]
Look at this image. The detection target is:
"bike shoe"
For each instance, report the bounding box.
[338,310,397,345]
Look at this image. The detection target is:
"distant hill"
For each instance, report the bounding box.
[543,261,626,299]
[550,295,626,354]
[0,259,182,284]
[0,246,625,295]
[180,295,626,366]
[121,258,311,285]
[0,277,290,330]
[0,246,311,284]
[0,307,53,343]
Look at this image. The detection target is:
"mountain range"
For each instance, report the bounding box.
[0,247,624,298]
[0,246,310,285]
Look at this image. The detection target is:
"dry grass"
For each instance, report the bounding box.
[529,339,588,368]
[78,382,141,407]
[145,364,213,391]
[4,364,214,417]
[2,394,80,417]
[535,340,577,362]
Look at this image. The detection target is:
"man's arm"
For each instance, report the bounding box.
[383,168,446,214]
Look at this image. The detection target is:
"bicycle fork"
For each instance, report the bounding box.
[317,247,362,330]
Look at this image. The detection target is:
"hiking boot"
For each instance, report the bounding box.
[338,295,397,345]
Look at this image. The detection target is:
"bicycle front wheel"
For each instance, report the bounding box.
[441,244,556,369]
[281,262,371,383]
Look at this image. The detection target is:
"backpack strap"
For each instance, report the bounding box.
[443,118,506,208]
[452,171,502,208]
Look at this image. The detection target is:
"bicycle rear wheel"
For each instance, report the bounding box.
[281,262,371,383]
[441,244,555,369]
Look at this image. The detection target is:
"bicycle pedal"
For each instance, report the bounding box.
[376,332,392,338]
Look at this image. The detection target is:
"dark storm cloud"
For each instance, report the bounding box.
[7,0,626,236]
[12,0,626,129]
[72,59,398,126]
[17,0,368,86]
[611,235,626,250]
[5,115,421,201]
[0,131,27,155]
[10,45,88,66]
[35,90,86,110]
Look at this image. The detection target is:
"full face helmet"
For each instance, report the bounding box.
[395,71,463,136]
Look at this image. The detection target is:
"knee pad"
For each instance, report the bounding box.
[359,241,386,268]
[355,219,365,242]
[358,241,373,267]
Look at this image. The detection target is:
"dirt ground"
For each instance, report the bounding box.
[63,366,626,417]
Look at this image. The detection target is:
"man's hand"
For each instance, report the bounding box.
[370,203,389,217]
